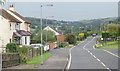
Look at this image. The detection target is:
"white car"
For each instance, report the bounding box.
[31,44,49,51]
[31,44,43,49]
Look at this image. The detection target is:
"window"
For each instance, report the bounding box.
[10,23,11,30]
[15,23,20,30]
[25,37,27,44]
[10,39,12,43]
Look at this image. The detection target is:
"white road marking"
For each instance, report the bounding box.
[90,52,93,55]
[101,62,106,67]
[97,58,101,62]
[103,49,120,58]
[88,50,90,53]
[83,37,95,49]
[67,37,111,71]
[82,37,111,71]
[66,39,85,70]
[87,50,111,71]
[93,55,97,58]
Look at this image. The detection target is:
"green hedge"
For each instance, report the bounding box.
[6,43,17,53]
[58,42,68,48]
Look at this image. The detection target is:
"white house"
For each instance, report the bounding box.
[0,5,31,48]
[43,26,60,36]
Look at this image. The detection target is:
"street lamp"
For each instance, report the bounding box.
[40,4,53,65]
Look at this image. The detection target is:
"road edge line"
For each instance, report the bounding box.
[103,49,120,58]
[65,40,85,71]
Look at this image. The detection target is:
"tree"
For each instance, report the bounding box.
[65,34,77,45]
[78,33,84,40]
[31,30,56,44]
[106,24,120,39]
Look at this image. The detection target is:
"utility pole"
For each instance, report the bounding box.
[40,4,53,65]
[40,5,43,65]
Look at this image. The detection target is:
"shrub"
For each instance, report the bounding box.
[58,42,68,48]
[17,46,32,63]
[6,43,17,53]
[65,34,77,45]
[78,33,85,40]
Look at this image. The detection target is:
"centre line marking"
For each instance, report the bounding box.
[83,37,111,71]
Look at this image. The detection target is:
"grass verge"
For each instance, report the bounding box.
[26,52,52,64]
[96,41,118,49]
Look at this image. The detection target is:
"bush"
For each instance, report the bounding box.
[65,34,77,45]
[6,43,17,53]
[78,33,85,40]
[58,42,68,48]
[16,46,31,63]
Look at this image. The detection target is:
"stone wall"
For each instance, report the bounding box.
[2,53,20,68]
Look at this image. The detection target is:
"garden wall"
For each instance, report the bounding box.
[2,53,20,68]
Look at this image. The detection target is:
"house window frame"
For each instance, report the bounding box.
[15,23,20,30]
[10,23,12,30]
[10,39,12,43]
[25,36,27,44]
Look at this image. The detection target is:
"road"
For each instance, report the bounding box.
[69,36,119,71]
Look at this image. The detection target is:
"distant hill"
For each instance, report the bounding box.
[26,17,118,34]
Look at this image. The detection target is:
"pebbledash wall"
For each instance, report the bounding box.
[0,15,16,47]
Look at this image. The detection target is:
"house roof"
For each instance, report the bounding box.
[43,26,60,35]
[13,30,31,37]
[13,32,22,37]
[0,9,21,23]
[9,10,31,24]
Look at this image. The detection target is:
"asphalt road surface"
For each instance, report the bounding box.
[69,36,119,71]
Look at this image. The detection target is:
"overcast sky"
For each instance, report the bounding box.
[2,1,118,21]
[7,0,120,2]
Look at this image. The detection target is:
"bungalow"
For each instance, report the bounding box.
[0,5,31,48]
[43,26,65,42]
[43,26,60,36]
[43,26,65,49]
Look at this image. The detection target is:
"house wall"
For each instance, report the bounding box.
[57,34,65,42]
[7,10,30,31]
[44,26,60,36]
[0,15,16,47]
[20,22,30,31]
[7,10,31,46]
[49,42,57,49]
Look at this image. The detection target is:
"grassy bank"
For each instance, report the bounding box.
[96,41,118,49]
[26,52,52,64]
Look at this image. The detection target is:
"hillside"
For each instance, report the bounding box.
[26,17,118,34]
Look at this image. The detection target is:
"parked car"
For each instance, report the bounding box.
[31,44,49,51]
[31,44,43,49]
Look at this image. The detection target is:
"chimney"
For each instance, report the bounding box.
[8,4,15,11]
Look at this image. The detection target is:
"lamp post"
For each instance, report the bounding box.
[40,4,53,65]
